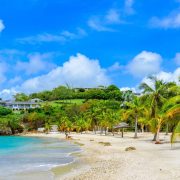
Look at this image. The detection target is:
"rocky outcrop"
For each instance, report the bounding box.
[0,128,12,135]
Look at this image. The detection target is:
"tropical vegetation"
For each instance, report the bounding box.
[0,80,179,145]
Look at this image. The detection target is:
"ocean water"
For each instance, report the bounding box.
[0,136,81,179]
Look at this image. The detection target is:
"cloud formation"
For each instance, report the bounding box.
[88,9,122,31]
[0,88,17,100]
[108,62,122,71]
[174,53,180,65]
[127,51,162,77]
[120,87,136,92]
[15,53,56,75]
[17,28,87,44]
[156,68,180,84]
[124,0,135,15]
[150,12,180,29]
[0,61,7,83]
[18,53,111,93]
[0,19,5,32]
[142,68,180,86]
[0,50,179,99]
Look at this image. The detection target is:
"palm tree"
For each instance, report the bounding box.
[125,97,145,138]
[150,112,167,143]
[139,76,176,141]
[122,90,134,102]
[57,115,70,132]
[138,117,149,133]
[75,116,89,133]
[44,117,52,133]
[163,95,180,144]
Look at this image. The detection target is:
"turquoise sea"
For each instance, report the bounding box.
[0,136,81,179]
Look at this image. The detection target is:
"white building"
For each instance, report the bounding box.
[0,100,41,110]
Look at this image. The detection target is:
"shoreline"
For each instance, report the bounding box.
[24,133,90,179]
[24,132,180,180]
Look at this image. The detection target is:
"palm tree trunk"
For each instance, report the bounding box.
[112,129,114,136]
[141,124,144,133]
[100,127,103,135]
[152,132,157,141]
[165,123,169,135]
[94,126,96,134]
[134,116,138,138]
[156,126,161,143]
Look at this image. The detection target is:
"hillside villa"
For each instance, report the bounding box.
[0,98,42,110]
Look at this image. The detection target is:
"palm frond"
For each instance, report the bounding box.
[171,121,180,145]
[166,104,180,118]
[163,96,180,113]
[139,83,154,93]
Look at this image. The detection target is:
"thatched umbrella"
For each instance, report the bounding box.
[113,122,129,138]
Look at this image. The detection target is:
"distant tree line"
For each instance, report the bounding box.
[14,85,126,102]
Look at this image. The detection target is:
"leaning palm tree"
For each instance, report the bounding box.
[163,95,180,144]
[150,111,167,143]
[139,76,176,141]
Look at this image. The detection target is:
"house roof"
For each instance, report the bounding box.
[6,101,39,105]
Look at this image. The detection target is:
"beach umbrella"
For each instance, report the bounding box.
[113,122,129,138]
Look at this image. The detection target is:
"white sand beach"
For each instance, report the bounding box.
[25,132,180,180]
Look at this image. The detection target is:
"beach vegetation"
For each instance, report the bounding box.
[0,81,179,145]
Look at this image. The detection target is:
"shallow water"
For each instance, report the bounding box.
[0,136,81,179]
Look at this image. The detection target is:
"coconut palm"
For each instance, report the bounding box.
[125,96,145,138]
[75,116,89,133]
[122,90,135,102]
[57,115,71,132]
[138,117,148,133]
[139,76,176,141]
[163,95,180,144]
[150,112,167,143]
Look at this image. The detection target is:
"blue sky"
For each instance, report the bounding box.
[0,0,179,99]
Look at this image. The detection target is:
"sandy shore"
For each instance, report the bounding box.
[25,132,180,180]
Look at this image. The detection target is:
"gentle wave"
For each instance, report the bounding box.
[0,136,81,178]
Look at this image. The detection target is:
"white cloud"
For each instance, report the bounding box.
[0,19,5,32]
[124,0,135,15]
[88,17,113,32]
[108,62,122,71]
[150,12,180,29]
[106,9,121,24]
[174,53,180,65]
[156,68,180,84]
[88,9,122,31]
[120,87,136,92]
[61,28,87,39]
[15,53,56,75]
[142,68,180,87]
[127,51,162,78]
[0,61,7,83]
[18,33,66,44]
[18,53,111,93]
[0,89,18,100]
[8,76,22,85]
[17,28,86,44]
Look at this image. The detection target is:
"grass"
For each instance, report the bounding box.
[41,99,85,107]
